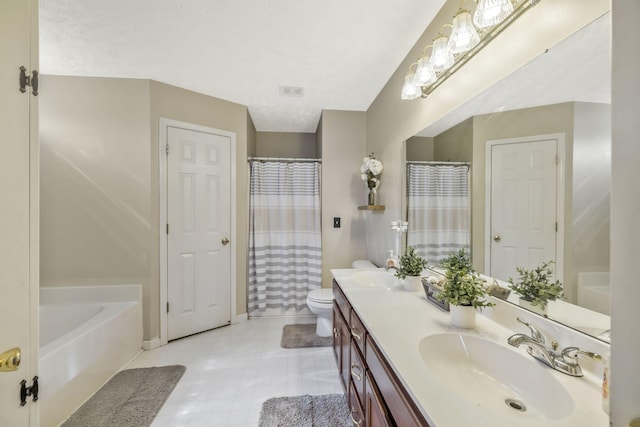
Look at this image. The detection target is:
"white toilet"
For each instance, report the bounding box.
[307,260,377,337]
[306,288,334,337]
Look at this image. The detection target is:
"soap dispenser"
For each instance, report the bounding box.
[386,250,398,269]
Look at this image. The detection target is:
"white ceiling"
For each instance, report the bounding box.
[39,0,446,133]
[418,13,611,137]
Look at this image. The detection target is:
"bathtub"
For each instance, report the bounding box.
[39,285,143,427]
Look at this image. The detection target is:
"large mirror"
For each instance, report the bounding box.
[405,13,611,341]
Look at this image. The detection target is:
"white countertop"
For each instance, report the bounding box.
[331,268,610,427]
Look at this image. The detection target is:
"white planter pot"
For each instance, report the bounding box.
[403,276,422,292]
[450,305,477,329]
[518,298,547,316]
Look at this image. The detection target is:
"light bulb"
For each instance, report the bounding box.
[414,56,436,86]
[429,36,454,73]
[473,0,514,29]
[401,72,420,100]
[448,10,480,54]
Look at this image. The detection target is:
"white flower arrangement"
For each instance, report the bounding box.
[360,153,383,193]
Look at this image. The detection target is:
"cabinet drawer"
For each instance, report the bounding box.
[349,308,366,356]
[350,342,366,408]
[366,337,429,427]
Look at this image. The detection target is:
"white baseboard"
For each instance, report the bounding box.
[142,337,161,351]
[234,313,248,324]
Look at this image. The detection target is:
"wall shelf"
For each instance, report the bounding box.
[358,205,385,211]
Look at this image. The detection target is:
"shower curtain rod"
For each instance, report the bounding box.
[406,160,470,166]
[248,156,322,163]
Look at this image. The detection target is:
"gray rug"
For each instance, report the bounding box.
[259,394,350,427]
[281,324,332,348]
[62,365,186,427]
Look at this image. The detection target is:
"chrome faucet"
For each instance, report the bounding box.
[507,317,600,377]
[384,265,399,272]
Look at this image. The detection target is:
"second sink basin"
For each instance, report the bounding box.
[418,333,574,421]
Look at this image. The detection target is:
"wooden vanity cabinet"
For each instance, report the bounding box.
[332,279,430,427]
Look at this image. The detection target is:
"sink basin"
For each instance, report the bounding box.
[418,333,574,420]
[349,270,397,289]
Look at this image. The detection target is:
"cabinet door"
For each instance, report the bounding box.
[333,302,350,395]
[365,372,392,427]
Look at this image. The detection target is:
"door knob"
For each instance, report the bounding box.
[493,235,502,242]
[0,347,21,372]
[221,237,230,245]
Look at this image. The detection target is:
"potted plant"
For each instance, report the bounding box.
[394,246,427,291]
[436,249,494,328]
[508,261,563,315]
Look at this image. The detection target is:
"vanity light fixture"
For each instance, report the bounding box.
[401,0,542,99]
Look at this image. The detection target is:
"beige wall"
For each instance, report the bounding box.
[40,76,250,341]
[406,136,434,161]
[320,110,368,286]
[247,112,257,157]
[40,76,153,324]
[434,117,473,162]
[255,131,317,158]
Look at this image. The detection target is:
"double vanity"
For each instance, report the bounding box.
[331,268,610,426]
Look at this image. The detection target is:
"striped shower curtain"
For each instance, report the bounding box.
[406,163,470,263]
[248,160,322,316]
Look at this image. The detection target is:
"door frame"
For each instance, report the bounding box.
[483,133,565,280]
[159,118,237,346]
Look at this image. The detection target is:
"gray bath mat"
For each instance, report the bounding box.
[259,394,350,427]
[62,365,186,427]
[281,324,332,348]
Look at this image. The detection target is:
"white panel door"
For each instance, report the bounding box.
[0,0,38,425]
[167,127,231,340]
[490,139,558,281]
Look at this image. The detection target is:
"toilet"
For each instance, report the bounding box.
[306,288,334,337]
[307,260,378,337]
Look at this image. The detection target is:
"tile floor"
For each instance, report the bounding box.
[126,317,344,427]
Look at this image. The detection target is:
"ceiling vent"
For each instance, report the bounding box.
[279,85,305,97]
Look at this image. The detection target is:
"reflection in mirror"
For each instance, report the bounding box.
[405,13,611,341]
[406,161,470,263]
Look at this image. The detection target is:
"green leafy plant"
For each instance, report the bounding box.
[436,249,494,309]
[508,261,564,310]
[395,246,427,279]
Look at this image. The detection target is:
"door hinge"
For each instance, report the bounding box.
[19,66,39,96]
[166,144,169,155]
[20,376,39,407]
[555,154,560,165]
[166,223,169,234]
[166,302,170,313]
[556,222,558,232]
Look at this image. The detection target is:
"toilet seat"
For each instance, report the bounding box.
[307,288,333,305]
